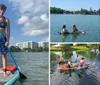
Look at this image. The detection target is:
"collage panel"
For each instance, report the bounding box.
[50,43,100,85]
[0,0,100,85]
[50,0,100,42]
[0,0,49,85]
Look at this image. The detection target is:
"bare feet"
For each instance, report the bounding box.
[3,72,7,77]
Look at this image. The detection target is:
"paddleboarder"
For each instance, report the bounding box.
[72,25,87,34]
[0,4,10,77]
[61,25,70,34]
[72,25,80,33]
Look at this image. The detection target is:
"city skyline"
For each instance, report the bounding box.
[15,41,49,50]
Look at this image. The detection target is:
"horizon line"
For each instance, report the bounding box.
[50,6,100,11]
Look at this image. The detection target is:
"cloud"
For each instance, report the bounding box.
[18,16,29,24]
[8,0,49,36]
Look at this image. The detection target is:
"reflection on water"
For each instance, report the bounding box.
[96,61,100,68]
[51,51,100,85]
[71,51,77,62]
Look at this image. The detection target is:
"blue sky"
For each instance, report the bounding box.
[51,0,100,11]
[0,0,49,45]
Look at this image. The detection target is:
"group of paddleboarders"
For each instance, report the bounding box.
[61,25,86,34]
[58,56,87,71]
[0,4,10,77]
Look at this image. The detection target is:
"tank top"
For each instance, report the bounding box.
[0,17,7,29]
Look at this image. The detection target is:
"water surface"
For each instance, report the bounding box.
[50,14,100,42]
[50,51,100,85]
[0,52,49,85]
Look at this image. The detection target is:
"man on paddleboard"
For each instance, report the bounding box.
[0,4,10,77]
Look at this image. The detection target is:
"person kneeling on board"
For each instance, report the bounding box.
[80,57,87,67]
[61,25,70,34]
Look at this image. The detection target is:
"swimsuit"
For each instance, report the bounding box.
[0,17,7,29]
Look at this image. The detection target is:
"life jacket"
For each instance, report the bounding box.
[6,66,17,71]
[61,64,68,71]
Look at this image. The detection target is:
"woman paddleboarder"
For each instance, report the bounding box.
[0,4,10,77]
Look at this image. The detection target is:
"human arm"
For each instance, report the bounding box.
[5,18,10,46]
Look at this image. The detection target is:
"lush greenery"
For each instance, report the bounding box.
[50,7,100,15]
[10,46,49,52]
[10,46,21,52]
[50,44,100,51]
[50,44,100,61]
[50,52,57,62]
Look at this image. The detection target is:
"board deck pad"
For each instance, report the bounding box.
[0,69,18,85]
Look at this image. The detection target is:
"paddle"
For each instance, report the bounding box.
[0,33,27,79]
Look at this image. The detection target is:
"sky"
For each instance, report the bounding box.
[0,0,49,46]
[51,0,100,11]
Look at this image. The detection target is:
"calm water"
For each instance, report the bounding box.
[50,51,100,85]
[0,52,49,85]
[50,14,100,42]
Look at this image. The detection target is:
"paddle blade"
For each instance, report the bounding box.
[19,72,27,79]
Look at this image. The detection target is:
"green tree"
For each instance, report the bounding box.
[10,46,21,52]
[60,44,73,55]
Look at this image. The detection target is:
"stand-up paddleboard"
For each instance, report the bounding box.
[55,31,87,35]
[58,63,88,72]
[0,66,20,85]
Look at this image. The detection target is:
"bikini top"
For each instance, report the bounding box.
[0,17,7,29]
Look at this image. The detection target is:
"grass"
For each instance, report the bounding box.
[50,47,62,51]
[71,46,89,52]
[50,52,57,62]
[50,46,89,52]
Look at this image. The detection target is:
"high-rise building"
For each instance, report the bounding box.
[16,41,38,50]
[38,41,49,48]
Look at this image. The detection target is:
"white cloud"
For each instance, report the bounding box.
[18,16,29,24]
[40,14,48,22]
[8,0,49,36]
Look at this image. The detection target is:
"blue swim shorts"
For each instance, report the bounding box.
[0,37,8,55]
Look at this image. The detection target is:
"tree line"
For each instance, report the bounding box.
[50,7,100,15]
[10,46,49,52]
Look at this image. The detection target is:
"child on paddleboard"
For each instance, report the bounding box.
[73,25,87,34]
[80,57,87,67]
[72,25,79,33]
[0,4,10,77]
[61,25,70,34]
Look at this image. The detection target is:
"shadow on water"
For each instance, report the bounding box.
[51,51,100,85]
[72,33,79,41]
